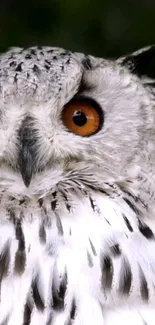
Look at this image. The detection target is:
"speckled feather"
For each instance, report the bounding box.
[0,45,155,325]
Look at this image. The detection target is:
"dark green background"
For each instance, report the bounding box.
[0,0,155,59]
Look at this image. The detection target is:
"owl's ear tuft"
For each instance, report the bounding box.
[118,45,155,79]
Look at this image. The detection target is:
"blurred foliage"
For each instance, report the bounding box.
[0,0,155,58]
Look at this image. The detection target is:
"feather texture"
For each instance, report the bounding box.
[0,45,155,324]
[0,184,155,324]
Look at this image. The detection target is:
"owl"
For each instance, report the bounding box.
[0,44,155,325]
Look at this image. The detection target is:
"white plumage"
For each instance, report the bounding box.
[0,45,155,325]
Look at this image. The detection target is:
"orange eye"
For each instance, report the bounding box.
[62,97,103,136]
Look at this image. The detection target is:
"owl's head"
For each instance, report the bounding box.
[0,45,154,196]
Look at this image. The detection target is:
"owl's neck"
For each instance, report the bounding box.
[0,163,154,218]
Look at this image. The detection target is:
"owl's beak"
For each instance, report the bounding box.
[19,144,34,187]
[18,118,35,187]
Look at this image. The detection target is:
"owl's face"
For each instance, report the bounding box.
[0,46,154,196]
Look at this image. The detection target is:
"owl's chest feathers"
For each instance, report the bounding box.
[0,183,155,324]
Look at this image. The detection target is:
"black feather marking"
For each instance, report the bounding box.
[119,258,132,295]
[14,251,26,275]
[39,223,46,244]
[124,197,139,214]
[61,192,71,212]
[89,196,95,211]
[59,272,67,300]
[139,266,149,301]
[14,221,26,275]
[101,255,113,290]
[89,238,97,256]
[15,62,23,72]
[87,251,93,267]
[47,49,54,54]
[0,241,10,280]
[10,197,15,201]
[52,271,67,310]
[38,198,43,207]
[66,58,71,64]
[14,73,18,83]
[25,54,32,60]
[56,213,63,236]
[138,220,154,240]
[110,244,121,257]
[123,214,133,232]
[70,298,76,319]
[40,208,51,229]
[99,189,110,196]
[30,49,36,55]
[32,278,45,311]
[105,218,111,225]
[22,302,32,325]
[19,199,25,205]
[15,221,24,245]
[52,288,64,310]
[51,191,57,211]
[64,299,76,325]
[10,60,16,67]
[120,187,146,208]
[45,59,51,66]
[44,64,50,71]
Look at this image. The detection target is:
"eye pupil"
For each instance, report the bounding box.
[72,110,87,126]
